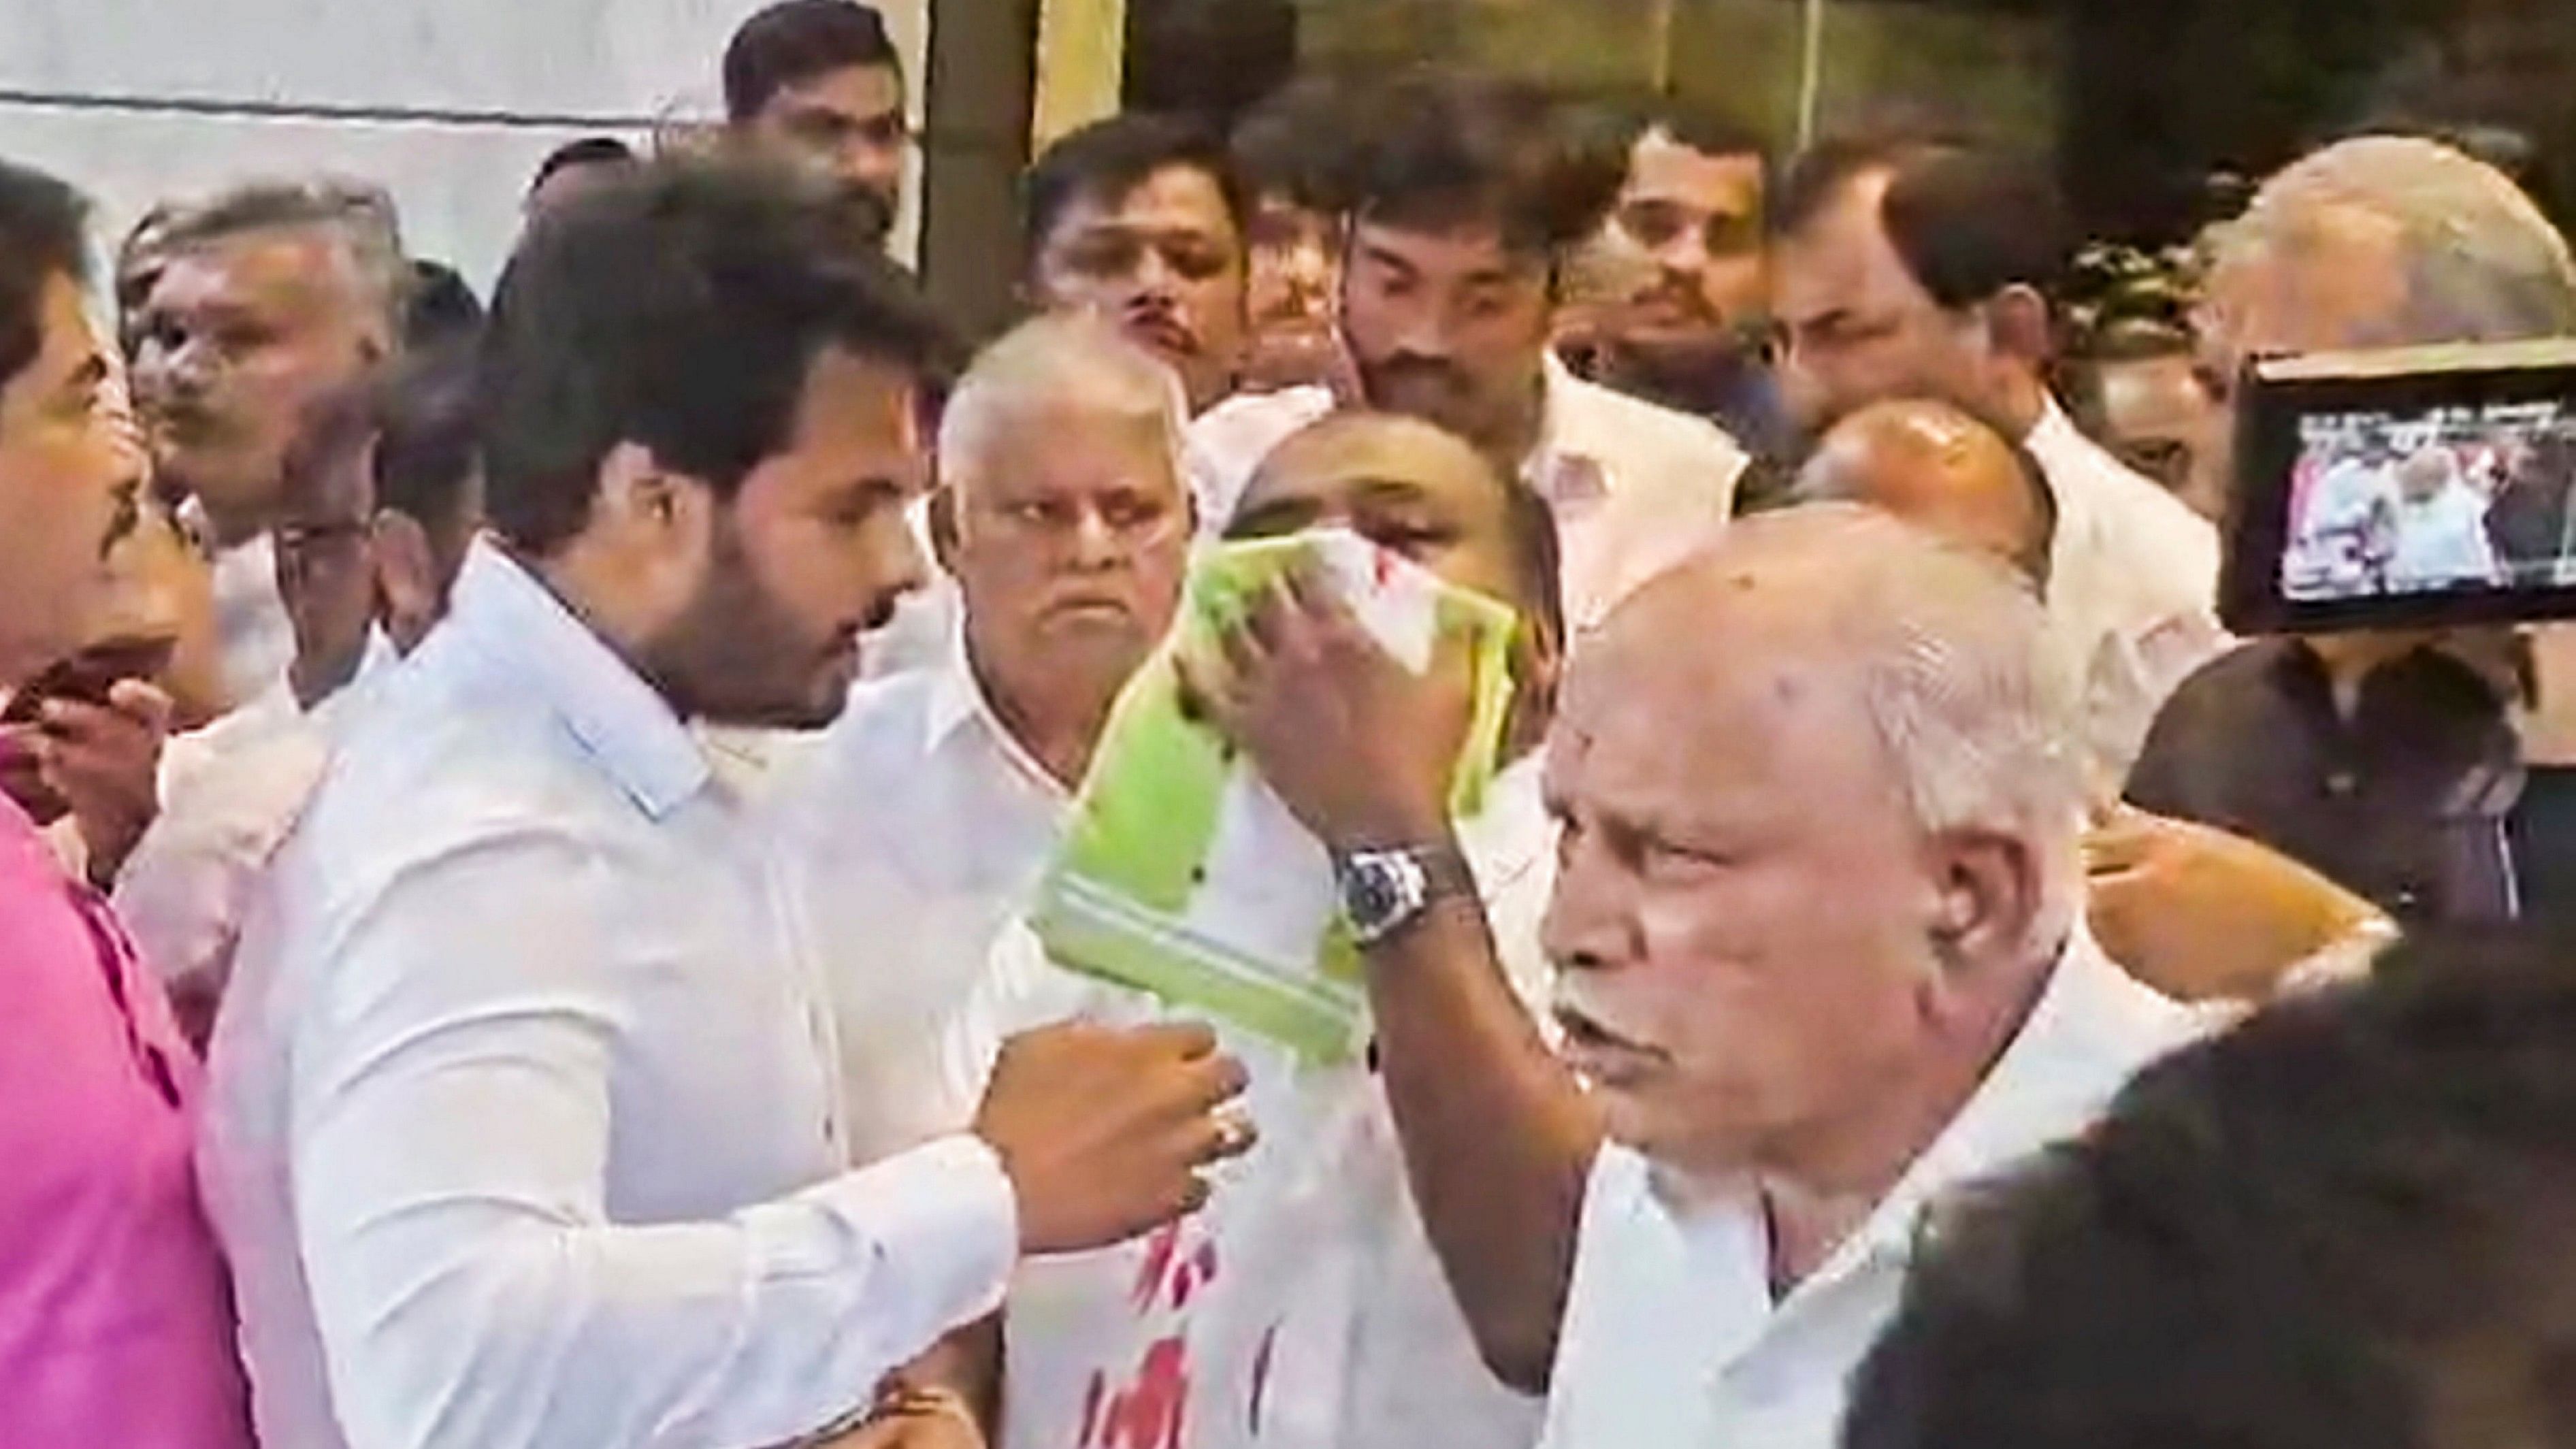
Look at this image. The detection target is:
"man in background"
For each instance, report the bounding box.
[1770,135,2225,774]
[1191,70,1750,638]
[0,152,252,1449]
[775,314,1195,1168]
[2130,135,2576,927]
[954,410,1568,1449]
[132,180,406,704]
[123,346,483,1044]
[1561,95,1791,466]
[1024,112,1252,419]
[725,0,909,246]
[525,135,638,219]
[1230,76,1353,393]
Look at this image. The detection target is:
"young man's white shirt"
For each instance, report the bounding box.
[197,540,1020,1449]
[2025,400,2230,777]
[1537,923,2202,1449]
[1187,356,1748,636]
[766,625,1074,1166]
[941,755,1559,1449]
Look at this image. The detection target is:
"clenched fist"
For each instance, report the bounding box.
[973,1022,1254,1255]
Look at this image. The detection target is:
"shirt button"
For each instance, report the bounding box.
[2326,771,2360,798]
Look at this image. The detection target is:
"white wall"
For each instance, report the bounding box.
[0,0,930,291]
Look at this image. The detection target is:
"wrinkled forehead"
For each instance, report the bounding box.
[154,225,368,321]
[1555,573,1874,793]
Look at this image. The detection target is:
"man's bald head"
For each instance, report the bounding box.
[1231,410,1565,650]
[1795,398,2055,590]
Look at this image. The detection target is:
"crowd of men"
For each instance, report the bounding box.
[6,2,2576,1447]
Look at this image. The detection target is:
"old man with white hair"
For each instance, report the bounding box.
[2132,134,2576,926]
[1200,501,2204,1449]
[771,311,1198,1168]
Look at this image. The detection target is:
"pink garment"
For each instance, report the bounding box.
[0,792,252,1449]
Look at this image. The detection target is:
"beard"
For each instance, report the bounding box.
[644,518,857,731]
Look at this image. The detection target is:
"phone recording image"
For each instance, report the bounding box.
[2282,400,2576,603]
[2224,340,2576,634]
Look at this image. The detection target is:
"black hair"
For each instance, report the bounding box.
[372,343,482,554]
[477,154,956,555]
[403,260,484,351]
[0,156,91,391]
[1022,112,1251,264]
[1576,91,1773,193]
[1846,928,2576,1449]
[1774,133,2074,310]
[1230,74,1356,214]
[1339,70,1628,260]
[529,136,638,197]
[723,0,899,124]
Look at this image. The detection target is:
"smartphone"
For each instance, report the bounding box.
[2223,338,2576,634]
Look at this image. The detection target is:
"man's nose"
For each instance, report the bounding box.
[1541,831,1637,977]
[1066,504,1122,568]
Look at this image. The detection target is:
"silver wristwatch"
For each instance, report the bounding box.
[1333,843,1475,947]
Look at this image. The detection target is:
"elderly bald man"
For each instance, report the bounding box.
[1797,399,2057,591]
[1196,502,2204,1449]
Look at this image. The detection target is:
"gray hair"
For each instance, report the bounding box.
[155,178,411,340]
[1701,504,2089,941]
[2212,135,2576,345]
[937,311,1190,499]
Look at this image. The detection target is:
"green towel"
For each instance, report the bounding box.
[1031,529,1519,1062]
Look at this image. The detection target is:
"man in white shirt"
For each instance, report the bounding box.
[772,313,1195,1167]
[953,411,1567,1449]
[1770,136,2227,775]
[2386,445,2502,591]
[199,157,1254,1449]
[1186,71,1748,639]
[121,347,480,1045]
[131,181,406,706]
[1196,504,2201,1449]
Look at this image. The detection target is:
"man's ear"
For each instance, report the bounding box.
[1922,826,2045,988]
[1983,284,2055,368]
[593,441,710,544]
[928,483,962,573]
[368,509,438,651]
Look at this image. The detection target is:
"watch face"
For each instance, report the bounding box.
[1348,859,1403,930]
[1341,851,1426,941]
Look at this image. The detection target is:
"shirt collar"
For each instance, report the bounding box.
[1523,353,1614,508]
[1656,921,2199,1296]
[446,538,711,819]
[923,623,1073,802]
[1819,922,2197,1281]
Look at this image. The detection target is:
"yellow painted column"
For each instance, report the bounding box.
[1032,0,1128,150]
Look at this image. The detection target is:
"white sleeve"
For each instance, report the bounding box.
[290,830,1019,1449]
